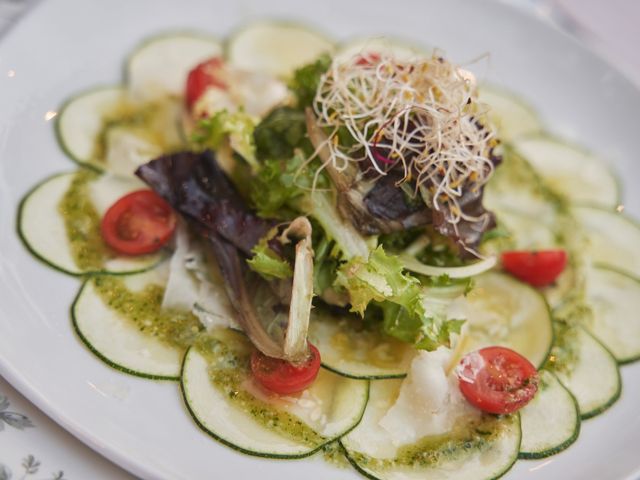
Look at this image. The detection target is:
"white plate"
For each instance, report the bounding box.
[0,0,639,479]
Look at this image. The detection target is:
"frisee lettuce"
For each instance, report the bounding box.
[334,246,466,350]
[247,237,293,281]
[334,246,420,315]
[254,107,310,161]
[289,53,331,108]
[192,109,258,171]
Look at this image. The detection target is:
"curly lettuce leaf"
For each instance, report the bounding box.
[254,107,310,161]
[380,298,465,351]
[192,109,258,171]
[247,239,293,280]
[249,151,311,219]
[334,246,420,315]
[334,246,466,350]
[289,54,331,108]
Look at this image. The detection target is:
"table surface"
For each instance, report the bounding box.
[0,0,638,479]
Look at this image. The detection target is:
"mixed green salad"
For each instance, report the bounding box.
[17,21,640,480]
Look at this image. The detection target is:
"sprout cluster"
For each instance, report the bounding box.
[312,51,498,237]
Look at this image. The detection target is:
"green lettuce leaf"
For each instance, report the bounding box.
[289,54,331,108]
[335,246,466,350]
[247,238,293,280]
[192,109,258,171]
[254,107,310,161]
[334,246,421,315]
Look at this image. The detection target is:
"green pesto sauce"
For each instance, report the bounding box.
[195,331,325,447]
[57,169,110,271]
[93,99,183,165]
[321,442,350,468]
[352,415,511,470]
[545,321,580,376]
[92,276,202,350]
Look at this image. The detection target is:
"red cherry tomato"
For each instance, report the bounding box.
[457,346,539,415]
[185,57,227,109]
[250,343,321,395]
[501,250,567,287]
[101,190,176,256]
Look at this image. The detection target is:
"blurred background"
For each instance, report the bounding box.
[4,0,639,86]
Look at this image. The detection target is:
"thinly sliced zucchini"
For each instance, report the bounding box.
[308,309,414,379]
[586,267,640,364]
[341,380,521,480]
[72,264,186,380]
[519,370,579,458]
[57,87,184,173]
[548,325,621,419]
[574,205,640,278]
[335,37,428,62]
[226,22,334,78]
[484,147,564,220]
[56,86,126,168]
[126,32,223,102]
[481,209,558,254]
[513,136,619,207]
[478,85,542,141]
[460,272,553,369]
[18,171,163,276]
[181,329,369,458]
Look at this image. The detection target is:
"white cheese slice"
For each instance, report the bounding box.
[104,127,162,177]
[162,223,236,329]
[193,68,288,119]
[378,347,479,447]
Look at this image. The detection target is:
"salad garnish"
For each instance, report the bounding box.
[310,52,500,253]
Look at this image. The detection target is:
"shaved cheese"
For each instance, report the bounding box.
[105,127,163,177]
[162,223,200,311]
[162,223,235,329]
[379,348,478,446]
[193,68,288,119]
[231,70,288,117]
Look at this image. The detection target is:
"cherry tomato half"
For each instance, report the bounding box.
[502,250,567,287]
[101,190,176,256]
[185,57,227,109]
[250,343,321,395]
[457,346,539,415]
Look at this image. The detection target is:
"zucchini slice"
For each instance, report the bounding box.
[181,329,369,458]
[226,22,334,78]
[460,272,553,369]
[56,86,126,168]
[491,209,558,251]
[341,380,521,480]
[574,205,640,278]
[56,86,184,173]
[335,37,428,62]
[586,266,640,364]
[126,32,223,102]
[484,147,563,220]
[513,136,620,207]
[72,264,187,380]
[478,85,542,141]
[519,370,579,458]
[18,171,163,276]
[548,325,621,419]
[308,309,413,380]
